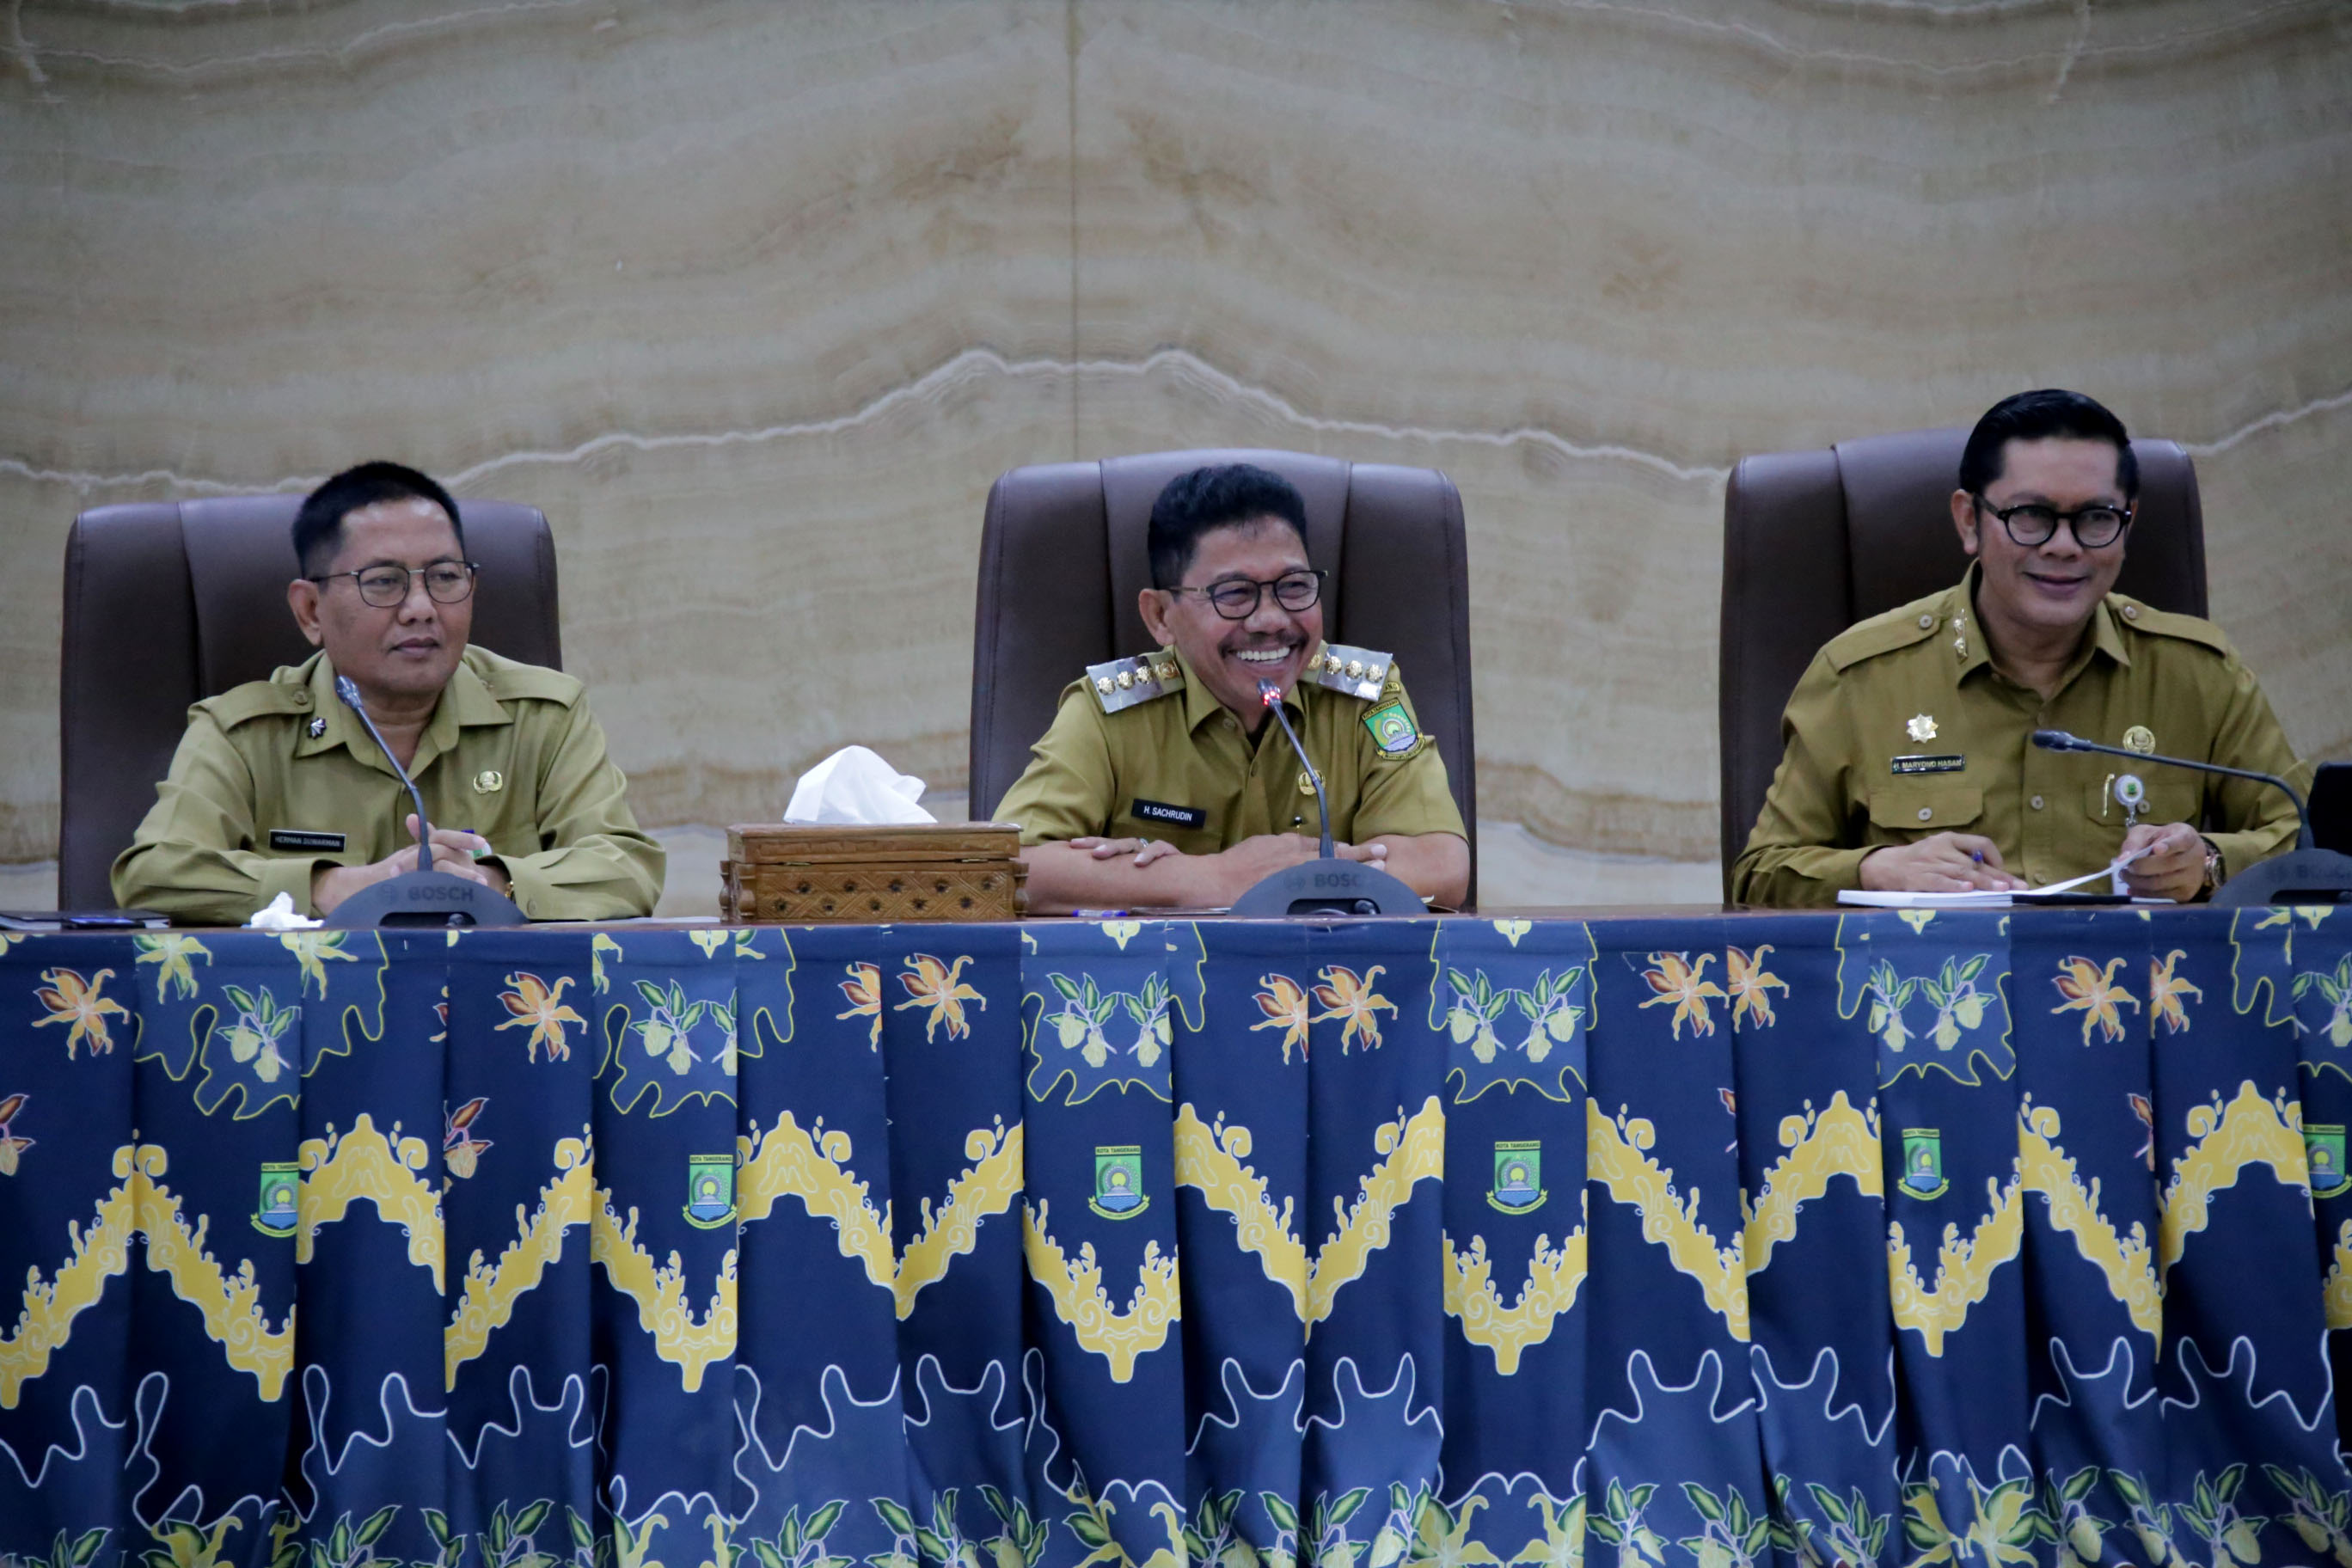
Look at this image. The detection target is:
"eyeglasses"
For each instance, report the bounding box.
[309,561,479,608]
[1973,496,2132,549]
[1167,569,1325,621]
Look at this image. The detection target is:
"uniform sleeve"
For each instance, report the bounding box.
[1350,678,1467,841]
[111,710,331,923]
[991,687,1119,845]
[1729,651,1876,908]
[498,695,666,920]
[2199,652,2309,885]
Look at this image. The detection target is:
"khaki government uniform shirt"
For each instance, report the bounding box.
[994,643,1467,853]
[113,646,665,924]
[1730,567,2306,908]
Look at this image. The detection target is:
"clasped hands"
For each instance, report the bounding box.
[311,814,511,915]
[1859,820,2208,902]
[1070,830,1386,904]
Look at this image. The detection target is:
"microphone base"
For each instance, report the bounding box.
[1229,859,1427,918]
[328,871,528,928]
[2211,848,2352,908]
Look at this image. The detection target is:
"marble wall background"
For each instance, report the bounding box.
[3,0,2348,905]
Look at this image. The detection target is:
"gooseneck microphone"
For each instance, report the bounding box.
[2030,728,2351,906]
[337,676,434,873]
[1227,674,1424,918]
[1260,677,1335,859]
[317,675,526,928]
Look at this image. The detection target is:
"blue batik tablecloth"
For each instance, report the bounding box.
[4,908,2351,1568]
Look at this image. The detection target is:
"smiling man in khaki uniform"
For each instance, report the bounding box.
[113,462,663,924]
[1731,390,2305,908]
[995,463,1468,913]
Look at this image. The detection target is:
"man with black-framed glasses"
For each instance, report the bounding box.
[1733,389,2306,906]
[113,462,662,922]
[995,463,1469,913]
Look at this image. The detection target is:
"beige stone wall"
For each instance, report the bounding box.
[4,0,2347,883]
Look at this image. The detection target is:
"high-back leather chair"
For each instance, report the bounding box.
[970,449,1477,903]
[1718,427,2208,892]
[59,495,561,909]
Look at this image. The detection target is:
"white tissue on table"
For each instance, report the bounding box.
[783,745,938,825]
[248,891,323,929]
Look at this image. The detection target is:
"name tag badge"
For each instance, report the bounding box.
[1890,754,1966,775]
[269,829,347,854]
[1130,799,1207,831]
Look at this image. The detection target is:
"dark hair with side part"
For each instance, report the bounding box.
[1147,463,1311,589]
[292,461,465,576]
[1958,389,2140,502]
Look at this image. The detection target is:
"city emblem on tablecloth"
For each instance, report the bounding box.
[1089,1144,1148,1219]
[253,1161,301,1236]
[2306,1124,2350,1199]
[443,1097,492,1181]
[1488,1140,1547,1213]
[683,1153,738,1228]
[1900,1128,1947,1199]
[1908,714,1939,743]
[0,1092,30,1175]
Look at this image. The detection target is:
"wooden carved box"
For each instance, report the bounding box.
[720,823,1028,923]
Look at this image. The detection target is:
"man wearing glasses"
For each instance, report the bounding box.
[1732,389,2306,906]
[995,463,1470,913]
[113,462,663,922]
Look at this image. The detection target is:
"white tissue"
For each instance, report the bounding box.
[248,891,323,929]
[783,745,937,825]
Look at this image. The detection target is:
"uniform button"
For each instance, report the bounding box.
[1917,806,1932,822]
[1918,614,1934,629]
[292,690,312,707]
[2030,794,2045,811]
[2122,603,2140,621]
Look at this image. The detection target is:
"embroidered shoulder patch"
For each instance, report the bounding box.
[1363,701,1421,757]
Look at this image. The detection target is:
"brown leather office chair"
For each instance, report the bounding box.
[970,449,1477,903]
[1718,427,2208,894]
[59,495,561,909]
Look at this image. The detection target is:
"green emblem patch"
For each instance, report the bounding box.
[1488,1140,1547,1213]
[683,1153,738,1228]
[253,1161,300,1237]
[2309,1125,2350,1199]
[1900,1128,1948,1199]
[1090,1144,1148,1219]
[1363,701,1419,757]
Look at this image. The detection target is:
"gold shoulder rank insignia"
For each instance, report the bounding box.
[1308,643,1393,702]
[1087,650,1184,714]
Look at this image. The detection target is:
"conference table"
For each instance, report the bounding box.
[6,905,2351,1568]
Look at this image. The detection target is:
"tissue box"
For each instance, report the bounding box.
[722,823,1028,924]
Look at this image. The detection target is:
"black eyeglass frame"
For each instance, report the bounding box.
[308,560,481,609]
[1164,568,1327,622]
[1970,494,2134,550]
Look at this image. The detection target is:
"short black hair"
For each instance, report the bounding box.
[292,461,464,576]
[1147,463,1310,589]
[1958,389,2139,501]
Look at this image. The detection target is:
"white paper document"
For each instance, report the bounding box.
[1836,846,2153,909]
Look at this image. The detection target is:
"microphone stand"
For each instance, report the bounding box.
[1228,679,1424,918]
[2030,729,2352,907]
[325,676,527,928]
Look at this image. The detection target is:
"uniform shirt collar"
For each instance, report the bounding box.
[293,646,511,772]
[1172,641,1312,737]
[1948,562,2132,690]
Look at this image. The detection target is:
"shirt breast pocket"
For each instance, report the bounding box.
[1867,785,1986,837]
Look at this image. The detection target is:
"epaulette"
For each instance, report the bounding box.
[1825,600,1943,673]
[1306,644,1397,702]
[1087,650,1185,714]
[2109,596,2233,657]
[199,674,315,732]
[470,647,584,707]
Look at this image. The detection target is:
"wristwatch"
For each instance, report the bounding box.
[2199,838,2225,897]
